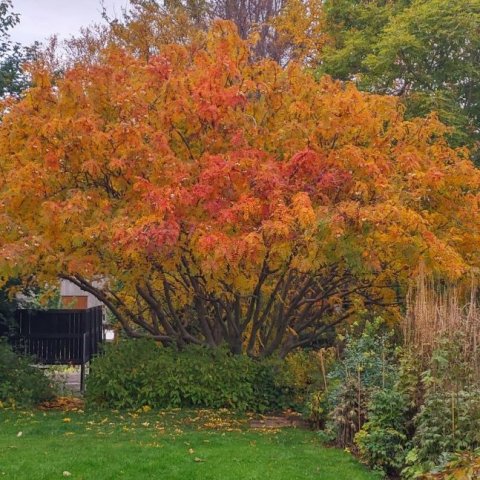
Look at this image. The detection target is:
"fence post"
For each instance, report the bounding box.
[80,332,87,393]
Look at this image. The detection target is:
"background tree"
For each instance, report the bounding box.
[320,0,480,156]
[0,0,39,97]
[101,0,325,64]
[1,22,479,356]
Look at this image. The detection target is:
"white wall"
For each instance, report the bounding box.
[60,279,104,308]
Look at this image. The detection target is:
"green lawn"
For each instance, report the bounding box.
[0,409,379,480]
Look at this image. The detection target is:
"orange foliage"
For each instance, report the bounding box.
[0,22,479,355]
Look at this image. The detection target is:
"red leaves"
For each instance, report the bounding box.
[112,218,181,258]
[147,55,173,82]
[285,149,352,202]
[45,151,61,170]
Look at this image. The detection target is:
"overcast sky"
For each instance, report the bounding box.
[10,0,130,46]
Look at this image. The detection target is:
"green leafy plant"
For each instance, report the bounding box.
[326,320,397,447]
[0,339,54,407]
[402,336,480,477]
[355,388,411,476]
[404,389,480,476]
[86,340,295,412]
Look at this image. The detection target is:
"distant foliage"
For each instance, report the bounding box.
[86,340,294,412]
[321,0,480,156]
[0,339,54,407]
[0,0,39,97]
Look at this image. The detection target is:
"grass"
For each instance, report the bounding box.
[0,408,380,480]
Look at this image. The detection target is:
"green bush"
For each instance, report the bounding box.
[401,336,480,477]
[355,388,411,476]
[313,326,480,477]
[86,340,294,412]
[0,339,54,407]
[325,320,397,447]
[403,388,480,477]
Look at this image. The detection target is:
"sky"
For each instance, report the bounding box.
[10,0,130,46]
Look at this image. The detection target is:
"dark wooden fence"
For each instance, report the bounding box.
[11,306,103,365]
[4,307,104,391]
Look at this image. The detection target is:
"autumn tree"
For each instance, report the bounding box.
[102,0,325,64]
[1,22,480,357]
[0,0,42,331]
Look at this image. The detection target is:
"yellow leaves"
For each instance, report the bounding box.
[292,192,316,230]
[262,219,292,243]
[271,0,327,65]
[31,67,53,89]
[39,397,85,412]
[81,158,102,176]
[206,21,249,69]
[242,232,265,256]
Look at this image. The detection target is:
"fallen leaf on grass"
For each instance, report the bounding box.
[194,457,205,463]
[16,432,22,437]
[62,471,72,477]
[40,397,84,412]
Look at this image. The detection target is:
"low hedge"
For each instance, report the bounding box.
[86,340,295,412]
[0,339,54,408]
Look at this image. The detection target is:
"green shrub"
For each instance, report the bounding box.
[355,388,411,476]
[282,350,326,397]
[399,335,480,477]
[325,320,397,447]
[86,340,294,412]
[305,390,328,429]
[0,339,54,407]
[404,388,480,476]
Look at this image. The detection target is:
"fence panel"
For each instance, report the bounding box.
[10,307,104,365]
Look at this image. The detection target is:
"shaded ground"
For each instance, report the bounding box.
[249,412,309,429]
[0,408,380,480]
[47,366,87,395]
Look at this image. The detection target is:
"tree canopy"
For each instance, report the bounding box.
[1,20,479,356]
[320,0,480,155]
[69,0,325,66]
[71,0,480,155]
